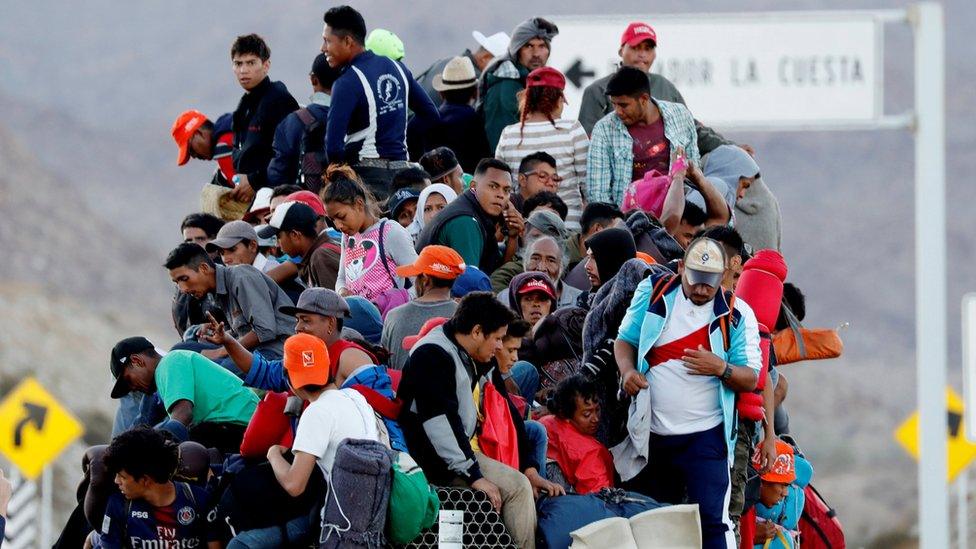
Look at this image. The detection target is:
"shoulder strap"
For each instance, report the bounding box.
[350,384,403,419]
[295,107,317,129]
[178,481,196,506]
[719,291,735,352]
[376,219,396,286]
[650,274,679,305]
[121,498,132,549]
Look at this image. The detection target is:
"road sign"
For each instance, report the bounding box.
[2,470,37,549]
[546,12,882,127]
[0,377,83,479]
[894,387,976,482]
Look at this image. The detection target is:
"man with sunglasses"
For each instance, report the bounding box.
[509,151,562,215]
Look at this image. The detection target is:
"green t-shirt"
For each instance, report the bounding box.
[155,350,258,426]
[438,216,485,268]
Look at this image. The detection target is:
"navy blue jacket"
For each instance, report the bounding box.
[267,100,329,188]
[327,51,439,163]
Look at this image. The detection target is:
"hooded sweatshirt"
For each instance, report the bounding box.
[479,18,560,150]
[507,271,558,319]
[699,144,761,208]
[584,228,637,288]
[408,184,459,242]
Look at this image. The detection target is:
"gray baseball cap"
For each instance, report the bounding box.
[279,288,351,318]
[206,220,258,252]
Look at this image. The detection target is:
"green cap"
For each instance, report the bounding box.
[366,29,405,61]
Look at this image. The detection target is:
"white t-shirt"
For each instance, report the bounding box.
[646,290,723,436]
[292,388,380,478]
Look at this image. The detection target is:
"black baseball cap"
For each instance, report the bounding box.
[257,201,318,239]
[419,147,459,181]
[109,336,155,399]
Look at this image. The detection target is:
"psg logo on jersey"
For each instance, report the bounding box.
[177,506,196,526]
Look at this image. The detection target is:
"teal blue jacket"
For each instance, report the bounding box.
[612,273,761,478]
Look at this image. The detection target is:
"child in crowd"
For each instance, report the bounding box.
[90,427,211,549]
[321,165,418,303]
[741,440,808,549]
[538,375,615,494]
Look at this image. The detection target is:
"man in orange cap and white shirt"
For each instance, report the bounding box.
[171,109,237,187]
[267,333,380,494]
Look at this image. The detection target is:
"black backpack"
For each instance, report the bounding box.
[208,455,325,544]
[295,108,327,193]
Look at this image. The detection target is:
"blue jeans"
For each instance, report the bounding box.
[226,515,310,548]
[112,392,164,436]
[623,424,736,549]
[524,420,549,480]
[509,361,540,405]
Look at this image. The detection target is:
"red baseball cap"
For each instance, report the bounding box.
[516,276,557,300]
[621,22,657,47]
[171,110,208,166]
[286,191,327,217]
[526,66,566,91]
[402,317,449,350]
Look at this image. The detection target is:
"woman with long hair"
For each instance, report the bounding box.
[320,165,418,306]
[495,67,589,231]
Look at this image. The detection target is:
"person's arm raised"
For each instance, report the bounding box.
[688,164,731,226]
[199,312,255,374]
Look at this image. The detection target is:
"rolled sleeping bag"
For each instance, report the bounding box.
[734,250,788,421]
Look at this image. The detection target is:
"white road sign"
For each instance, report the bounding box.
[546,12,882,128]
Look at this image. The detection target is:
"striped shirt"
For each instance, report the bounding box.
[495,119,589,232]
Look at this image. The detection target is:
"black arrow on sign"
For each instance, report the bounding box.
[948,410,963,438]
[565,59,595,89]
[13,402,47,447]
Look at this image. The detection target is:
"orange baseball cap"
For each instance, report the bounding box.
[171,110,208,166]
[283,333,333,389]
[396,245,466,279]
[402,317,449,350]
[752,440,797,484]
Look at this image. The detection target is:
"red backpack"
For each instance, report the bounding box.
[799,484,846,548]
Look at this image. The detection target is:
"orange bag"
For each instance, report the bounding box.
[773,327,843,365]
[477,383,520,470]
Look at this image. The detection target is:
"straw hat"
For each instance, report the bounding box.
[432,56,478,92]
[200,184,250,221]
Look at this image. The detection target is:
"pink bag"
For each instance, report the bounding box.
[621,169,671,216]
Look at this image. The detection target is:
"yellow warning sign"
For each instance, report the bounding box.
[0,377,84,479]
[894,387,976,483]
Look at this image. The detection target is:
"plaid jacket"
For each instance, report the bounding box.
[585,99,700,205]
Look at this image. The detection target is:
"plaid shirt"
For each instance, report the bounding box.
[585,99,700,205]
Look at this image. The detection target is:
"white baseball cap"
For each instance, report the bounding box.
[472,30,510,58]
[683,237,727,288]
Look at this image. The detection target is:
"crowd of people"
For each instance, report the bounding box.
[43,5,847,549]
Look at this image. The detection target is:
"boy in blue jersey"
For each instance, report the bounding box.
[91,427,211,548]
[320,5,440,200]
